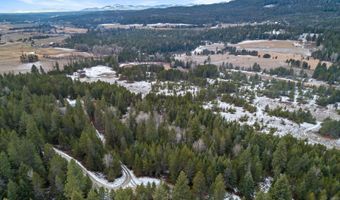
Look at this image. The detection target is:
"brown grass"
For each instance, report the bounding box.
[0,42,92,74]
[178,40,331,71]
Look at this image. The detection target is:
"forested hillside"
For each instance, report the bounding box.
[65,25,309,57]
[0,63,339,199]
[1,0,339,29]
[50,0,340,28]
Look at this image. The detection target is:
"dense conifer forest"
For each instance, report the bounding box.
[0,62,339,199]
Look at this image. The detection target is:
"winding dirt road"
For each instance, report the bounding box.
[53,118,138,190]
[53,147,137,190]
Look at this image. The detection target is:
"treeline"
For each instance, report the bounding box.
[115,64,219,85]
[117,65,163,82]
[223,46,258,56]
[313,63,340,84]
[312,31,340,62]
[65,24,303,56]
[315,87,340,106]
[265,107,316,124]
[286,59,310,69]
[221,94,257,113]
[268,67,294,77]
[20,53,39,63]
[319,119,340,139]
[261,79,296,99]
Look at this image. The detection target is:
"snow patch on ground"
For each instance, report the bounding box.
[259,177,273,193]
[203,95,340,149]
[17,61,42,70]
[192,42,225,55]
[67,66,152,97]
[264,4,276,8]
[66,98,77,107]
[95,128,106,144]
[225,192,241,200]
[126,170,161,188]
[53,47,76,52]
[154,82,200,96]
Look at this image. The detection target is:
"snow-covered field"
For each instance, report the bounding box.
[67,66,152,97]
[203,96,339,149]
[17,61,42,71]
[192,42,225,55]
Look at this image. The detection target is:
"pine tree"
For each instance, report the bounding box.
[192,171,207,200]
[240,170,254,200]
[71,190,84,200]
[270,175,292,200]
[48,154,67,196]
[318,190,327,200]
[153,184,169,200]
[272,140,287,177]
[113,188,134,200]
[26,116,44,148]
[87,189,100,200]
[7,180,18,200]
[32,172,45,200]
[212,174,225,200]
[0,152,11,180]
[64,160,90,199]
[173,171,192,200]
[77,126,104,171]
[255,191,269,200]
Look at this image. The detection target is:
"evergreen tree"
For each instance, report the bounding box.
[77,126,104,171]
[240,170,254,200]
[0,152,11,180]
[192,171,207,200]
[64,160,91,199]
[153,184,169,200]
[113,188,134,200]
[32,172,45,200]
[26,116,44,148]
[272,139,287,177]
[71,191,84,200]
[87,189,100,200]
[7,180,18,200]
[212,174,225,200]
[270,175,292,200]
[173,171,192,200]
[255,191,269,200]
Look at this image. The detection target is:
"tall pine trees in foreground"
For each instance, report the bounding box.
[64,160,91,199]
[0,68,339,199]
[173,171,192,200]
[270,175,292,200]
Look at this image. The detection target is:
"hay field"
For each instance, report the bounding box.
[177,40,331,70]
[0,42,91,74]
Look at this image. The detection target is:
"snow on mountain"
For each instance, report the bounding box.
[82,4,184,11]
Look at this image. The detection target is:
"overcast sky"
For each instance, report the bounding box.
[0,0,228,13]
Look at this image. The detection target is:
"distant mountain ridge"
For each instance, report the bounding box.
[73,0,339,29]
[81,4,194,12]
[0,0,339,29]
